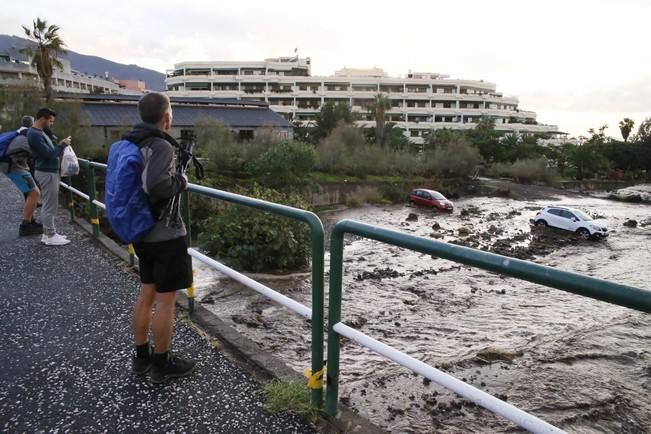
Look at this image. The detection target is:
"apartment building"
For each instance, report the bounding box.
[0,51,139,95]
[165,57,559,143]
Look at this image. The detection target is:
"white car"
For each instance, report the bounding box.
[532,206,609,239]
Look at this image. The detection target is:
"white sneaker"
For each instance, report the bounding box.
[41,234,71,246]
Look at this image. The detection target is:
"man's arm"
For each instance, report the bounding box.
[143,139,187,201]
[28,130,66,159]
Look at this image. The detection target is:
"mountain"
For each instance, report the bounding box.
[0,35,166,90]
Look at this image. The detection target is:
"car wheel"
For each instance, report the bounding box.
[576,228,591,240]
[535,220,547,227]
[409,200,415,206]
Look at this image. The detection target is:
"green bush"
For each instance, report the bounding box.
[252,141,317,188]
[379,182,411,203]
[423,136,480,178]
[199,185,312,272]
[488,158,556,183]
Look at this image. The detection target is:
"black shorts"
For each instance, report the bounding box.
[133,236,193,293]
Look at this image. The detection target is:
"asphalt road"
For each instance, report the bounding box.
[0,174,316,434]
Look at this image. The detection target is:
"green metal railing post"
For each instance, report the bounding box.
[67,176,75,221]
[186,184,326,408]
[86,163,100,238]
[182,191,194,314]
[182,191,192,244]
[309,219,325,408]
[325,228,344,416]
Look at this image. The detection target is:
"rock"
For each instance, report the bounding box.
[406,213,418,222]
[431,222,441,230]
[429,232,443,239]
[458,227,471,236]
[624,219,638,228]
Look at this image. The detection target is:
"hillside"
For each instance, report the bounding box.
[0,35,166,90]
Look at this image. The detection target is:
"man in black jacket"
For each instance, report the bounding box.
[121,92,196,383]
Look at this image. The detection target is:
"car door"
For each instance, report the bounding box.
[413,190,423,205]
[563,211,580,231]
[422,192,432,206]
[545,208,563,228]
[556,210,574,230]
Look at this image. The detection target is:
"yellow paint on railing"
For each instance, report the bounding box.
[304,366,326,390]
[90,218,100,225]
[187,269,196,299]
[127,244,135,255]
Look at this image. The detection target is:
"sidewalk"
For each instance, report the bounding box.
[0,175,316,433]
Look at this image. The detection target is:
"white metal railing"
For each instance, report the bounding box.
[188,249,312,320]
[334,323,565,434]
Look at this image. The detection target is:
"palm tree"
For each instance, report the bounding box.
[369,93,392,147]
[22,18,66,103]
[619,118,635,143]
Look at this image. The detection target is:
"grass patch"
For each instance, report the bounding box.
[262,379,321,424]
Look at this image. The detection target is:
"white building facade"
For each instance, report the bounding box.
[165,57,559,144]
[0,53,139,95]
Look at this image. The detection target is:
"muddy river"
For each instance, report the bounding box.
[191,184,651,433]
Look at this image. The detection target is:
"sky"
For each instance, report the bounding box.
[1,0,649,138]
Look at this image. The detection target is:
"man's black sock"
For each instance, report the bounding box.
[136,342,151,359]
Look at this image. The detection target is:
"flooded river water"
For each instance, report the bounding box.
[191,185,651,433]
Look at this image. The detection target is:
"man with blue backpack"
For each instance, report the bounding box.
[105,92,196,383]
[0,115,43,236]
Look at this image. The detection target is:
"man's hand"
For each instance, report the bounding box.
[60,136,72,146]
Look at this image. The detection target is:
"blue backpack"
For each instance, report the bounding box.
[0,131,19,161]
[105,139,155,244]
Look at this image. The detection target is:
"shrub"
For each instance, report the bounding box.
[424,136,480,178]
[199,185,312,272]
[316,124,366,173]
[252,141,317,188]
[488,158,556,183]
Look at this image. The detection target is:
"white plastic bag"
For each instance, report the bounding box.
[60,146,79,177]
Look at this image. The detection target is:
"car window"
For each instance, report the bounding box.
[423,193,431,199]
[416,191,423,197]
[560,210,575,219]
[547,209,560,216]
[573,210,592,221]
[431,192,445,200]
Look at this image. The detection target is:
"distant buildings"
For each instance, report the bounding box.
[165,56,560,144]
[55,93,292,145]
[0,49,145,96]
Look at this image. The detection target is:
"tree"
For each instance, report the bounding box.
[619,118,635,142]
[313,101,354,142]
[369,94,391,147]
[636,117,651,144]
[22,18,66,103]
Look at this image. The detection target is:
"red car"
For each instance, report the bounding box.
[408,188,454,211]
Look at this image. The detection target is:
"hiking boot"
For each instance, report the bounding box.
[41,233,71,246]
[132,356,152,375]
[19,222,43,236]
[30,219,43,228]
[150,354,197,384]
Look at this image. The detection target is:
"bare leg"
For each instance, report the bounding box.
[133,283,156,346]
[24,187,40,222]
[152,291,177,353]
